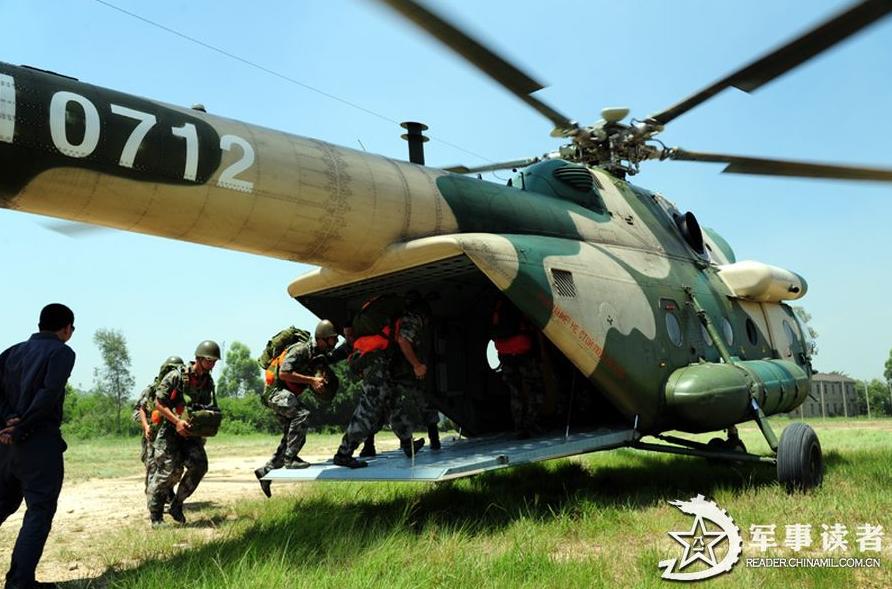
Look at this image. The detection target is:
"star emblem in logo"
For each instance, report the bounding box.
[658,495,743,581]
[668,513,728,570]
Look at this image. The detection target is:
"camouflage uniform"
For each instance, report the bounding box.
[393,311,439,429]
[145,363,215,519]
[335,352,415,457]
[492,299,545,435]
[499,354,545,434]
[256,340,317,476]
[132,384,176,493]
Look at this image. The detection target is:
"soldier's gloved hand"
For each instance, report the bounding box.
[414,363,428,379]
[175,418,191,437]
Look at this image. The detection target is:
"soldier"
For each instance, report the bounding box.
[328,321,377,458]
[146,341,220,526]
[491,297,545,439]
[253,320,340,498]
[332,294,424,469]
[134,356,184,496]
[0,303,76,589]
[393,291,440,450]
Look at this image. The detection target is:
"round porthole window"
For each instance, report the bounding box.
[700,324,713,347]
[666,313,683,347]
[722,317,734,346]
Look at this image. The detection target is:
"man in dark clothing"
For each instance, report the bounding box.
[0,303,76,589]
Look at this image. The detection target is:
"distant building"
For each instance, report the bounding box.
[790,372,862,418]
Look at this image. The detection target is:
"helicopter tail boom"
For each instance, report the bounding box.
[0,62,457,271]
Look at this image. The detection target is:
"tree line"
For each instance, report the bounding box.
[62,328,892,439]
[63,331,363,438]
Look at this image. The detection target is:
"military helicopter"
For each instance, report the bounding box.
[2,0,891,489]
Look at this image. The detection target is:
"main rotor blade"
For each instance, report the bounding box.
[649,0,892,126]
[42,220,111,237]
[377,0,577,134]
[443,157,541,174]
[667,148,892,182]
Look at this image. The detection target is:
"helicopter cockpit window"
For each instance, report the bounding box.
[721,317,734,346]
[745,317,759,346]
[782,320,798,357]
[665,312,683,347]
[793,313,817,357]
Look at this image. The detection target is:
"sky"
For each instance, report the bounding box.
[1,0,891,392]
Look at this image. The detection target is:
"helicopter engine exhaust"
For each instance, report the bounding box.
[400,121,429,165]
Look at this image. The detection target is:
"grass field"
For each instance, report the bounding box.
[63,433,347,483]
[52,418,892,587]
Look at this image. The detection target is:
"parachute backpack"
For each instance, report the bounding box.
[258,326,311,368]
[352,293,404,337]
[188,406,223,437]
[349,293,405,374]
[179,366,222,437]
[142,356,186,428]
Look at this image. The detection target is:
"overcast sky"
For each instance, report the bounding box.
[1,0,890,391]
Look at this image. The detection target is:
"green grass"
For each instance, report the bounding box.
[54,418,891,588]
[62,433,349,483]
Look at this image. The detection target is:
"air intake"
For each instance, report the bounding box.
[552,166,595,192]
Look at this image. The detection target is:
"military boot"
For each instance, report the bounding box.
[254,468,272,498]
[428,425,441,451]
[359,435,377,458]
[168,500,186,524]
[333,452,368,469]
[401,437,425,458]
[283,456,310,469]
[150,512,164,528]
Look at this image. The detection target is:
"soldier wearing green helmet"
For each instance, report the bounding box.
[133,355,185,498]
[146,340,221,526]
[254,320,340,498]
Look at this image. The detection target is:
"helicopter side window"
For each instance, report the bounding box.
[701,324,713,347]
[665,312,683,347]
[721,317,734,346]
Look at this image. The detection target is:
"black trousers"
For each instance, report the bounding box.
[0,429,66,586]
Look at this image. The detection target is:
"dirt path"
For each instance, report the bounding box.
[0,450,333,584]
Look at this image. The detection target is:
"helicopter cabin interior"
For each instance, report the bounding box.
[293,254,628,437]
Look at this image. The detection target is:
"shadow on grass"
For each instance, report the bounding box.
[61,446,868,588]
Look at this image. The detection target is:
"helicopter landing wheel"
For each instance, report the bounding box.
[777,423,823,492]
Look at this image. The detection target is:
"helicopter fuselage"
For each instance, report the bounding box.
[0,62,813,436]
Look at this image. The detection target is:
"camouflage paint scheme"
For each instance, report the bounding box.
[0,62,811,437]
